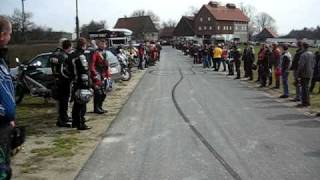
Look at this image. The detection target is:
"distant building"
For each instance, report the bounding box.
[173,1,249,43]
[159,27,175,41]
[114,16,159,41]
[194,1,249,43]
[254,28,278,42]
[173,16,195,38]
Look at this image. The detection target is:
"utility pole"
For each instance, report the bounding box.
[75,0,80,40]
[21,0,26,42]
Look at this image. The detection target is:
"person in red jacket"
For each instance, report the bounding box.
[271,43,282,89]
[90,39,110,114]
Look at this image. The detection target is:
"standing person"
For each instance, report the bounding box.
[221,46,228,72]
[271,43,281,89]
[279,44,292,98]
[0,16,15,180]
[233,45,242,79]
[243,45,255,80]
[260,44,272,87]
[70,38,92,130]
[50,39,73,127]
[213,44,222,71]
[90,39,110,114]
[227,46,234,76]
[203,45,209,68]
[242,43,249,78]
[296,42,315,107]
[156,42,162,61]
[256,44,266,83]
[137,44,144,70]
[309,47,320,93]
[290,41,304,102]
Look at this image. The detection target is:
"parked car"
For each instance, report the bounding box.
[11,50,122,82]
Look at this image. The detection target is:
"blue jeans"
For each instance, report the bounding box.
[282,71,289,96]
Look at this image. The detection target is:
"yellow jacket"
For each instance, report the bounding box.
[213,47,222,58]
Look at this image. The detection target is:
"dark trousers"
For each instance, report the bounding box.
[245,61,253,79]
[138,56,144,69]
[57,81,71,123]
[260,66,270,87]
[72,101,87,128]
[235,60,241,78]
[301,78,311,105]
[0,124,12,180]
[243,60,248,77]
[93,89,106,112]
[227,61,234,75]
[213,58,220,70]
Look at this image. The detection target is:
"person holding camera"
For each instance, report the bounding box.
[0,15,15,180]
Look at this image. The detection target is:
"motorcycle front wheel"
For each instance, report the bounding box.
[121,69,131,81]
[15,84,25,104]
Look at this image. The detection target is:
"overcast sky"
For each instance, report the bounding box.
[0,0,319,35]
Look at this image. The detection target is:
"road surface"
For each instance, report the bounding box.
[77,47,320,180]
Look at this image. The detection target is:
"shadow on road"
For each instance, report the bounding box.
[286,120,320,128]
[267,114,313,121]
[304,151,320,158]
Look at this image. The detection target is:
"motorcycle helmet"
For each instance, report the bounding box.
[74,89,93,104]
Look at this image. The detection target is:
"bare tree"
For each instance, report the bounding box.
[80,20,107,38]
[184,6,199,16]
[161,20,177,28]
[255,12,277,32]
[9,8,33,32]
[239,3,258,38]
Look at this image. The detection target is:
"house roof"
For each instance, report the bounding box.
[173,16,195,37]
[256,28,278,38]
[114,16,158,34]
[204,4,249,22]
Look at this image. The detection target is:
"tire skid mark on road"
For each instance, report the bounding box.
[171,68,242,180]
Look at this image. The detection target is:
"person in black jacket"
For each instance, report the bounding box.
[70,38,92,130]
[309,49,320,93]
[290,41,303,102]
[50,39,73,127]
[233,46,242,79]
[0,15,15,180]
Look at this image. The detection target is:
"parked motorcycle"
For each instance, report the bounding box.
[14,58,55,104]
[117,53,131,81]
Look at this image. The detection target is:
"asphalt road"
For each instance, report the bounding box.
[77,47,320,180]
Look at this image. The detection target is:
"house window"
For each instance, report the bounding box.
[209,26,212,30]
[204,26,207,30]
[229,26,232,30]
[235,26,238,30]
[217,26,220,30]
[223,26,226,30]
[200,17,203,22]
[199,26,202,31]
[208,17,211,21]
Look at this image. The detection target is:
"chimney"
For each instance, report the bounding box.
[208,1,219,8]
[226,3,236,9]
